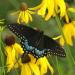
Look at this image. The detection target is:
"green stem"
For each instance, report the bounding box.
[14,68,19,75]
[55,57,61,75]
[0,27,5,75]
[48,55,56,68]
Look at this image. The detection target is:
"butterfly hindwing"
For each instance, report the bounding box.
[44,35,66,57]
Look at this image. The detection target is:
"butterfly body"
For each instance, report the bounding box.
[21,38,47,58]
[8,23,66,58]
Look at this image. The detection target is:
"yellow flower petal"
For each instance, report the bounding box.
[21,64,32,75]
[53,35,62,40]
[28,54,36,63]
[59,22,75,46]
[38,0,47,17]
[24,11,29,24]
[21,11,26,22]
[5,46,16,72]
[56,0,66,17]
[27,12,33,22]
[17,11,23,24]
[44,57,54,75]
[37,57,54,75]
[45,0,54,20]
[18,55,40,75]
[14,43,24,55]
[27,10,35,14]
[29,63,40,75]
[64,13,69,23]
[54,0,58,14]
[59,37,65,46]
[5,43,24,72]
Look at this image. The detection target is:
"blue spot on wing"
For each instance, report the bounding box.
[20,39,46,58]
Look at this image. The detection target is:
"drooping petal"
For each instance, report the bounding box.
[21,64,32,75]
[37,57,54,75]
[29,63,40,75]
[54,0,58,14]
[27,10,35,14]
[17,11,23,24]
[18,55,40,75]
[59,37,65,46]
[14,43,24,55]
[45,0,54,20]
[44,57,54,75]
[24,11,29,24]
[28,54,36,64]
[5,46,16,72]
[64,13,69,23]
[59,22,75,46]
[56,0,66,17]
[27,11,33,22]
[37,0,47,17]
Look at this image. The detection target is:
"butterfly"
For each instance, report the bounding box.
[8,23,66,58]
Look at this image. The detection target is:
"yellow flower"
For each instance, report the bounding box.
[11,3,34,24]
[30,0,66,21]
[37,57,54,75]
[59,21,75,46]
[5,35,24,72]
[4,35,54,75]
[18,54,54,75]
[5,43,24,72]
[19,54,40,75]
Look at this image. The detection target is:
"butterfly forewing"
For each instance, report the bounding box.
[8,24,44,47]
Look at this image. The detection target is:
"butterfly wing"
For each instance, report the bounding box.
[8,23,66,58]
[8,23,43,47]
[8,23,45,58]
[43,35,66,57]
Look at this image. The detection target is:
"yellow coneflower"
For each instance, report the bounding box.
[4,35,24,72]
[30,0,66,21]
[59,21,75,46]
[4,35,54,74]
[18,54,54,75]
[11,2,35,24]
[19,54,40,75]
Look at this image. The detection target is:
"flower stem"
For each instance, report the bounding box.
[0,26,6,75]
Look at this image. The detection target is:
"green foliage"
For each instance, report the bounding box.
[0,0,75,75]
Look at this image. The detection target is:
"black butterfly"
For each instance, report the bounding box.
[8,23,66,58]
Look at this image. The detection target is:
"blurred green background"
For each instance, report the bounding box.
[0,0,75,75]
